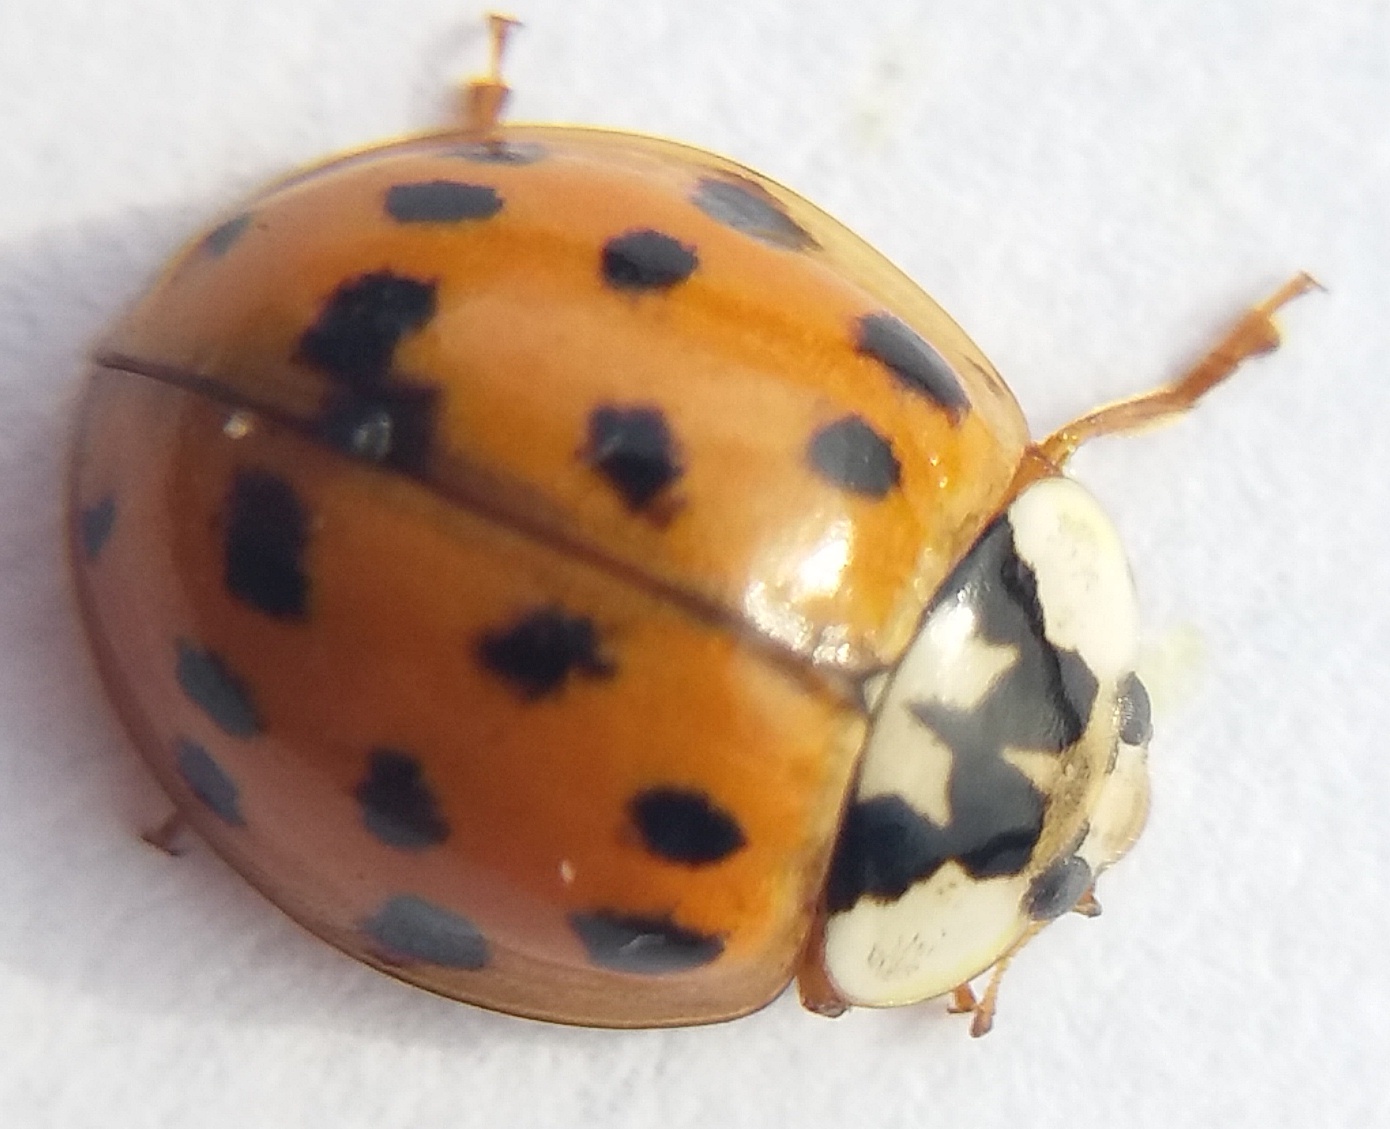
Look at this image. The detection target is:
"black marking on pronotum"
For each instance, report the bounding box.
[904,519,1099,878]
[318,381,442,474]
[935,517,1100,754]
[355,749,451,850]
[806,415,901,498]
[601,229,698,290]
[175,738,246,827]
[1117,672,1153,747]
[449,139,547,164]
[827,513,1104,911]
[175,640,262,739]
[478,607,614,698]
[907,697,1051,880]
[384,181,504,223]
[1026,854,1095,921]
[825,794,950,913]
[362,895,489,970]
[855,313,970,422]
[224,469,310,620]
[629,787,746,866]
[690,176,817,251]
[585,405,683,510]
[202,212,254,257]
[569,910,724,974]
[296,271,437,387]
[79,495,117,560]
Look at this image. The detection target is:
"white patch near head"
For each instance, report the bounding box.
[826,865,1027,1007]
[823,476,1145,1008]
[1008,476,1138,683]
[1078,733,1151,873]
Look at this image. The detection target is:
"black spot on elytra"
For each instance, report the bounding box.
[449,139,547,164]
[224,469,310,620]
[355,749,450,850]
[318,382,442,474]
[1025,854,1094,921]
[202,212,253,257]
[478,608,614,698]
[79,495,116,560]
[827,513,1103,912]
[1118,672,1153,747]
[297,271,437,387]
[855,313,970,422]
[569,910,723,974]
[807,415,900,498]
[175,738,245,827]
[175,640,262,738]
[630,787,746,865]
[296,272,442,472]
[601,230,698,290]
[385,180,504,223]
[691,176,816,251]
[585,405,682,510]
[363,895,489,970]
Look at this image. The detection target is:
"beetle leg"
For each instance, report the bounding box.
[142,810,190,857]
[795,925,850,1018]
[1036,272,1322,466]
[1071,885,1103,918]
[459,13,523,136]
[947,983,978,1014]
[950,920,1046,1037]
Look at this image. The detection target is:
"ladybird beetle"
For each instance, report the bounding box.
[68,16,1315,1033]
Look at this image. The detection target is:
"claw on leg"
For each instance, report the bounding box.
[1036,272,1323,467]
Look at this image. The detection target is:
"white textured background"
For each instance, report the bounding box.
[2,1,1388,1126]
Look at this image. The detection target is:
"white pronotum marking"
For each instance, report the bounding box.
[824,476,1142,1007]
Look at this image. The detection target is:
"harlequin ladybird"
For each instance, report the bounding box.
[68,16,1315,1033]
